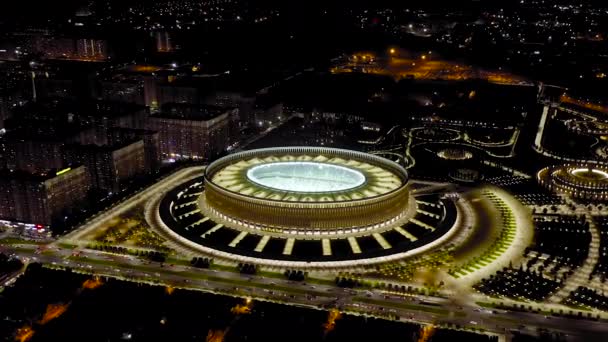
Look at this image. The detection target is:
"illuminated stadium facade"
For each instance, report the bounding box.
[204,147,410,234]
[157,147,459,267]
[538,163,608,201]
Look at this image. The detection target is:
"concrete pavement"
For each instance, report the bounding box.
[548,211,600,303]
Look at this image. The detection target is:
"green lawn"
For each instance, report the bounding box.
[165,257,192,267]
[258,270,287,279]
[307,277,336,286]
[57,242,78,249]
[210,263,237,272]
[0,238,45,245]
[212,264,334,286]
[67,256,118,267]
[476,301,500,309]
[477,301,562,316]
[9,246,38,253]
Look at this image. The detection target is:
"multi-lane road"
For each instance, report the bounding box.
[3,242,608,342]
[2,166,608,341]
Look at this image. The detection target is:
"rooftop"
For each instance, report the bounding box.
[152,103,234,121]
[0,166,82,182]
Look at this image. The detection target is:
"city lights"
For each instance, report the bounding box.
[1,0,607,339]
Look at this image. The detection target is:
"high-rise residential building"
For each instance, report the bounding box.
[61,101,148,146]
[98,65,162,110]
[27,35,108,61]
[76,38,107,59]
[252,97,284,128]
[4,137,65,174]
[108,128,161,173]
[0,166,90,226]
[143,75,159,110]
[213,91,256,128]
[157,82,208,107]
[147,104,237,161]
[155,31,173,53]
[100,76,145,105]
[0,88,27,130]
[64,140,146,194]
[33,36,76,59]
[33,65,100,101]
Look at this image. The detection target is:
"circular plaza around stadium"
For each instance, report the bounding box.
[156,147,459,268]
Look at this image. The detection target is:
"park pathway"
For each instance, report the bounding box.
[547,205,600,303]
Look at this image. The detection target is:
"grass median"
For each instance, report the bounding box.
[67,256,331,297]
[353,296,461,316]
[0,238,45,245]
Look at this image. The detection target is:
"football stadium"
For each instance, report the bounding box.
[156,147,459,267]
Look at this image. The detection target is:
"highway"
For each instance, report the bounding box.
[3,242,608,341]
